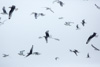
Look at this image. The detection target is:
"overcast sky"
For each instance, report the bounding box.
[0,0,100,67]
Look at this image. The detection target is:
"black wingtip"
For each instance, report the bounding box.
[9,17,10,19]
[86,41,88,44]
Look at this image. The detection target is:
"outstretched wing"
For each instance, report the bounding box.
[91,44,100,51]
[26,53,30,57]
[2,7,7,14]
[30,45,33,53]
[95,4,100,9]
[26,45,33,57]
[53,0,59,3]
[49,9,54,13]
[51,38,60,41]
[86,35,93,44]
[74,52,78,56]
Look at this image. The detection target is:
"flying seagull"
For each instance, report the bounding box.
[1,6,8,14]
[9,5,16,19]
[86,32,97,44]
[3,54,9,57]
[31,12,38,19]
[26,45,33,57]
[58,17,63,19]
[87,53,90,58]
[31,12,45,19]
[44,7,54,13]
[39,30,60,43]
[44,30,50,43]
[91,44,100,51]
[64,22,74,26]
[18,50,25,56]
[53,0,64,7]
[81,19,86,26]
[95,4,100,9]
[55,57,59,60]
[39,30,50,43]
[70,49,79,56]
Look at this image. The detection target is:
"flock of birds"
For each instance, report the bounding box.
[0,0,100,61]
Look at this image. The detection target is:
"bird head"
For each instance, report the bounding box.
[46,30,49,33]
[93,32,97,35]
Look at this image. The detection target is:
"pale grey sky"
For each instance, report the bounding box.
[0,0,100,67]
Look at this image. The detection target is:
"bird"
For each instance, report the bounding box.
[18,50,25,56]
[3,54,9,57]
[39,30,50,43]
[33,52,41,55]
[31,12,38,19]
[91,44,100,51]
[1,6,8,14]
[39,30,59,43]
[9,5,16,19]
[76,24,80,30]
[44,30,50,43]
[81,19,86,26]
[44,30,60,42]
[55,57,59,60]
[57,0,64,7]
[58,17,63,19]
[87,53,90,58]
[86,32,97,44]
[64,22,74,26]
[70,49,79,56]
[95,4,100,9]
[53,0,64,7]
[26,45,33,57]
[31,12,45,19]
[44,7,54,13]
